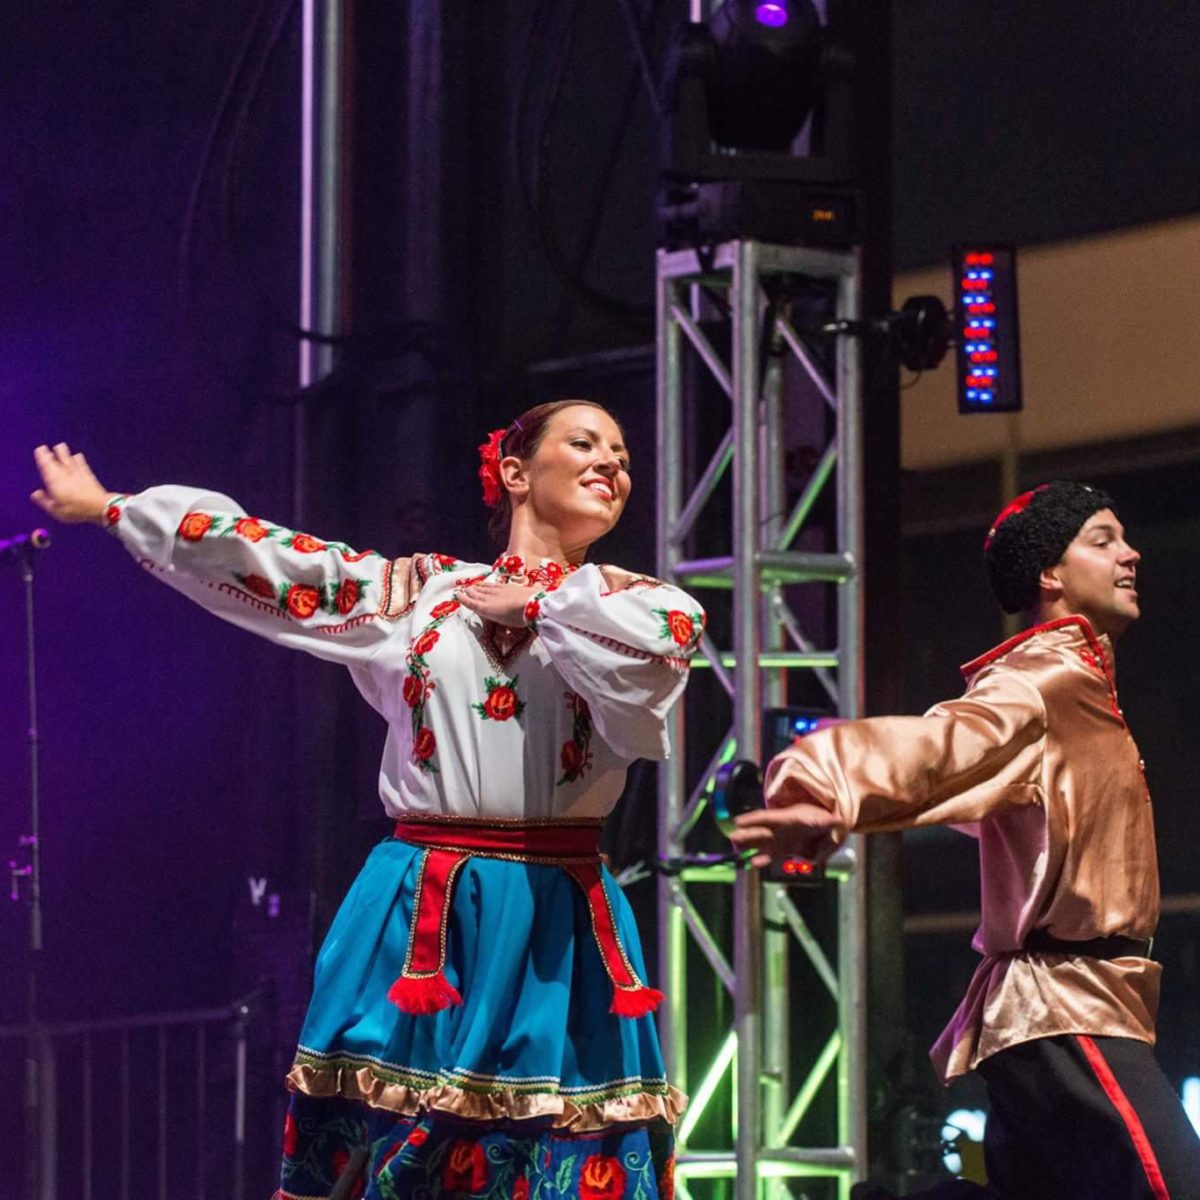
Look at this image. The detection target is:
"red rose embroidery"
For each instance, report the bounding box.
[474,676,525,722]
[336,579,364,614]
[430,599,460,619]
[407,1125,429,1147]
[442,1139,488,1193]
[402,675,423,708]
[666,611,695,647]
[579,1154,626,1200]
[104,504,122,526]
[333,1149,365,1200]
[659,1157,675,1200]
[178,512,213,541]
[233,517,269,543]
[376,1143,402,1176]
[412,629,440,657]
[290,532,326,554]
[513,1177,530,1200]
[561,740,584,775]
[341,547,375,562]
[483,685,518,721]
[282,1112,298,1158]
[524,597,541,624]
[242,573,276,600]
[497,554,523,575]
[557,691,593,786]
[413,727,436,762]
[285,583,321,620]
[432,553,458,569]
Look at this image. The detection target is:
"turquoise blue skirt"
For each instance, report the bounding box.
[278,837,683,1198]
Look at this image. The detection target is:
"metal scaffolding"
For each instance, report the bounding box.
[655,240,866,1199]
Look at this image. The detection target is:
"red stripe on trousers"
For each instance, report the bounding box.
[1076,1035,1171,1200]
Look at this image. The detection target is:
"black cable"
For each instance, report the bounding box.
[177,0,278,317]
[613,0,665,121]
[546,15,655,350]
[514,0,656,326]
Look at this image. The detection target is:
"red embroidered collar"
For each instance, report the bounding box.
[959,614,1114,680]
[491,553,579,587]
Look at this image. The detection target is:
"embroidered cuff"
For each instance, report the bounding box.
[523,589,547,633]
[103,493,132,530]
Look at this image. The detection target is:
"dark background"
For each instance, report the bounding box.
[2,0,1199,1190]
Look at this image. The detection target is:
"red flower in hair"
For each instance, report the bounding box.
[478,428,508,508]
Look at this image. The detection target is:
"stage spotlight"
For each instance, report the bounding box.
[659,2,856,245]
[705,0,823,153]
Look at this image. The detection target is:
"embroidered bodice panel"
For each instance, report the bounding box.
[105,485,705,820]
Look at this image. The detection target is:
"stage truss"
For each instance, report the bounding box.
[655,240,866,1200]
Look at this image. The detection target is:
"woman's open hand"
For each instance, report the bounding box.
[455,580,540,629]
[31,443,112,524]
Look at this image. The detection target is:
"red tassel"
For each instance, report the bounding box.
[609,985,665,1018]
[387,971,463,1015]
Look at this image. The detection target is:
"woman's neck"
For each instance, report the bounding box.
[502,517,590,567]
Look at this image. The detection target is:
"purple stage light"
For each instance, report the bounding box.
[755,2,789,27]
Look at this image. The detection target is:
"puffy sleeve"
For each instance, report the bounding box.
[763,665,1048,833]
[103,485,426,667]
[523,563,705,760]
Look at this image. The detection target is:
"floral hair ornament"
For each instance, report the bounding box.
[478,428,508,508]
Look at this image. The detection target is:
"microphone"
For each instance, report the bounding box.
[0,529,51,560]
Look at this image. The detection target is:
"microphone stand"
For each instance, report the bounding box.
[5,533,48,1200]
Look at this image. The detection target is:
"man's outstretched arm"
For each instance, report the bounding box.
[729,667,1047,865]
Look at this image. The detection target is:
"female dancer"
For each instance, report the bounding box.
[32,399,703,1199]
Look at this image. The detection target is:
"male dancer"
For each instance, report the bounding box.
[730,481,1200,1199]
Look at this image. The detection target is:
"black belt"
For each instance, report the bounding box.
[1023,929,1153,960]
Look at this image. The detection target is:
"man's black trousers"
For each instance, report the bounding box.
[971,1034,1200,1199]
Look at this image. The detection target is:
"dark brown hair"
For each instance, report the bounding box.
[486,399,623,545]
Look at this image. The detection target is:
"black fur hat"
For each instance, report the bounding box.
[983,481,1115,614]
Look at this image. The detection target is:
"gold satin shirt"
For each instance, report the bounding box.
[763,615,1160,1081]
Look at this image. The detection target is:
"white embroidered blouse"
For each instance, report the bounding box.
[104,486,705,821]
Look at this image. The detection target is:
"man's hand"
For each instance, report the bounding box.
[727,801,845,869]
[455,580,540,629]
[31,443,111,524]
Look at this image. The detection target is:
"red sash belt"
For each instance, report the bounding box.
[387,817,664,1020]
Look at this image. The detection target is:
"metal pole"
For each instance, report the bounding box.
[233,1006,248,1200]
[657,257,687,1087]
[297,0,346,525]
[836,255,868,1186]
[732,240,763,1200]
[759,301,790,1190]
[12,550,47,1200]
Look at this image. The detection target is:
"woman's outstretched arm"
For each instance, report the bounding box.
[30,443,419,668]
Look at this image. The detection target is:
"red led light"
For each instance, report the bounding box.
[966,374,993,387]
[970,350,999,364]
[781,858,814,875]
[961,279,988,291]
[964,252,995,266]
[966,302,996,315]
